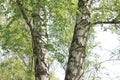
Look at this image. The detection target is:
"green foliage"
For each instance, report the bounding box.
[0,55,34,80]
[0,0,76,79]
[45,0,77,68]
[1,0,120,80]
[1,20,32,56]
[91,0,120,23]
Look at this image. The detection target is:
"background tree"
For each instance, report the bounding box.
[0,0,75,79]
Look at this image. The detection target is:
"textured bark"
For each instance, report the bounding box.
[65,0,92,80]
[32,6,49,80]
[16,1,49,80]
[33,28,49,80]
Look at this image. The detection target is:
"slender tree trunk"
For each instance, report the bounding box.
[32,6,49,80]
[32,28,49,80]
[65,0,92,80]
[16,1,49,80]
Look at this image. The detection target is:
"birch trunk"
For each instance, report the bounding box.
[65,0,92,80]
[16,1,49,79]
[32,6,49,80]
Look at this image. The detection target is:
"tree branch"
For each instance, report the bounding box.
[16,0,33,32]
[93,21,120,25]
[99,59,120,65]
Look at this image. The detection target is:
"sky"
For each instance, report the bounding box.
[55,27,120,80]
[94,27,120,80]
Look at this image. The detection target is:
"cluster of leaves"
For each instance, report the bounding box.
[45,0,77,68]
[91,0,120,23]
[0,54,34,80]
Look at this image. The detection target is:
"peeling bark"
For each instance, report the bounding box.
[65,0,92,80]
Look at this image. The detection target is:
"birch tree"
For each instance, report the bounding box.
[65,0,93,80]
[16,0,49,80]
[1,0,120,80]
[65,0,120,80]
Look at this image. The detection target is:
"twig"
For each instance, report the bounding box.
[16,0,33,32]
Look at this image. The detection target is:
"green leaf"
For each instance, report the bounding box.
[45,44,53,51]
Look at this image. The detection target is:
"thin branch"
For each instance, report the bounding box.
[16,0,34,56]
[93,21,120,25]
[99,59,120,65]
[17,55,28,67]
[16,0,33,32]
